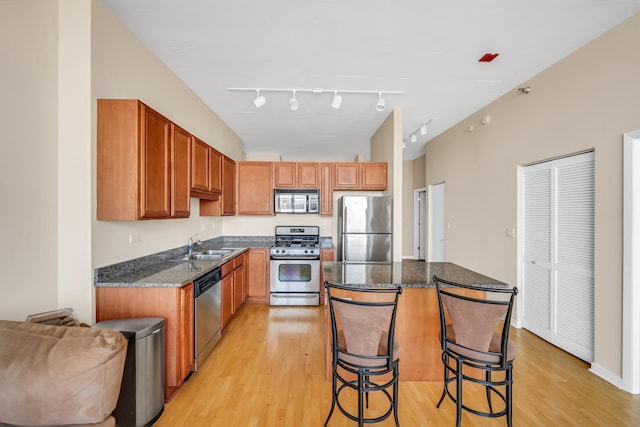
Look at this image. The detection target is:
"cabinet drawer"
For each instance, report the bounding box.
[221,261,233,277]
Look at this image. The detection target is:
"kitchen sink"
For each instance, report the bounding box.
[185,254,223,260]
[201,249,233,255]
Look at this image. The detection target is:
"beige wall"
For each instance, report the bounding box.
[0,0,245,323]
[424,12,640,378]
[371,109,403,262]
[400,155,427,258]
[0,0,60,321]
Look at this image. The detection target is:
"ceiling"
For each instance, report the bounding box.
[102,0,640,161]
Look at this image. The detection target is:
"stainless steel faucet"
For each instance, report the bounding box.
[188,233,202,256]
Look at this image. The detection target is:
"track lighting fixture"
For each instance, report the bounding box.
[376,93,386,112]
[331,92,343,109]
[228,87,403,111]
[289,91,299,111]
[404,118,435,145]
[518,86,531,94]
[253,90,266,108]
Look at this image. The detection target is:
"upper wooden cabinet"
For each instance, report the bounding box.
[170,124,192,218]
[199,154,236,216]
[98,99,190,220]
[333,162,387,191]
[190,138,221,200]
[320,162,333,216]
[274,162,320,188]
[361,162,388,190]
[237,162,273,215]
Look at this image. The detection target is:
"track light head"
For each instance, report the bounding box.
[410,134,417,143]
[420,125,427,135]
[289,91,299,111]
[376,93,385,112]
[253,90,266,108]
[331,92,343,109]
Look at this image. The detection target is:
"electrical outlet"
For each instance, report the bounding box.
[201,224,207,232]
[129,233,141,243]
[506,228,515,238]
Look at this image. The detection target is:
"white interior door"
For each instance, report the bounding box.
[428,183,445,262]
[522,152,594,362]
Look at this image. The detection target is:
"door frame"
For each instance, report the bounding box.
[623,130,640,394]
[413,188,426,260]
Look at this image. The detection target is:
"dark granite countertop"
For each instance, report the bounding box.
[322,261,508,288]
[94,237,274,288]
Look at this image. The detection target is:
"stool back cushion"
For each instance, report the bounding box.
[0,320,126,426]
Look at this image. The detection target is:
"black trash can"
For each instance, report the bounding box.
[93,318,165,427]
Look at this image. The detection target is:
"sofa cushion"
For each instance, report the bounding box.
[0,320,126,426]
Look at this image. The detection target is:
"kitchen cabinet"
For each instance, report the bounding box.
[333,162,387,191]
[233,253,246,313]
[171,124,192,218]
[246,248,270,303]
[221,252,246,330]
[95,282,194,401]
[320,162,333,216]
[191,138,221,201]
[237,162,273,215]
[274,162,320,188]
[199,154,236,216]
[361,162,388,190]
[221,264,234,330]
[320,248,335,305]
[98,99,190,220]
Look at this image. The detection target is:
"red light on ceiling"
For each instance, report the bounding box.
[479,53,499,62]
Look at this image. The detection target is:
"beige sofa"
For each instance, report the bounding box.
[0,320,127,427]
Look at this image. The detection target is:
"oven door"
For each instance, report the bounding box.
[270,259,320,293]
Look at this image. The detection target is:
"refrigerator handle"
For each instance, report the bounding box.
[342,205,348,261]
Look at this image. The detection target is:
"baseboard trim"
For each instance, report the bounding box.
[589,363,624,390]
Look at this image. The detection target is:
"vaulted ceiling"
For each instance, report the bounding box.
[103,0,640,160]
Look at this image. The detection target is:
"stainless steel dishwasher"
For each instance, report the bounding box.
[194,267,222,370]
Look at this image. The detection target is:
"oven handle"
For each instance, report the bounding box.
[270,256,320,261]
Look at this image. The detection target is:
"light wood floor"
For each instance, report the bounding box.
[155,303,640,426]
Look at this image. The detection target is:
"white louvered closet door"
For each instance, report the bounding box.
[522,152,594,362]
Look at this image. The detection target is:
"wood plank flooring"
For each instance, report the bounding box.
[154,303,640,426]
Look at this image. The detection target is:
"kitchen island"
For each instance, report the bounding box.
[322,260,509,381]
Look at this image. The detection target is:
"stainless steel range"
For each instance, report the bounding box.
[270,226,321,306]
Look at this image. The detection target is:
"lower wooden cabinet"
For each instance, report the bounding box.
[246,248,270,303]
[320,248,335,305]
[95,282,194,401]
[221,268,234,330]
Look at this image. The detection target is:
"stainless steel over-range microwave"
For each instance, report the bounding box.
[274,189,319,214]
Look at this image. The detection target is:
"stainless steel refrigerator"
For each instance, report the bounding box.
[337,196,393,263]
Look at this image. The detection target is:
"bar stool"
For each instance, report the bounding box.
[323,282,403,427]
[433,275,518,427]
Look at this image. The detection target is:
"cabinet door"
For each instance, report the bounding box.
[179,283,194,380]
[221,156,236,215]
[274,162,296,188]
[237,162,273,215]
[320,249,335,305]
[298,162,320,188]
[171,124,191,218]
[361,162,388,190]
[191,138,209,193]
[333,163,360,189]
[233,263,245,313]
[320,162,333,216]
[221,272,234,330]
[140,105,172,218]
[209,148,222,194]
[246,249,269,303]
